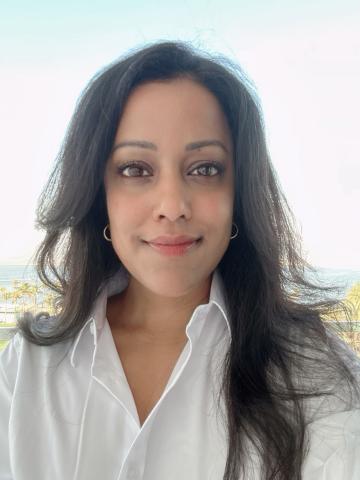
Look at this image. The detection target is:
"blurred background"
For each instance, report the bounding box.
[0,0,359,349]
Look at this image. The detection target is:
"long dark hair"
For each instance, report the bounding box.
[17,40,359,479]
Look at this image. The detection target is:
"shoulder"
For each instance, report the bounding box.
[314,328,360,414]
[307,324,360,418]
[0,330,75,394]
[286,325,360,477]
[280,322,360,421]
[0,331,22,392]
[302,408,360,479]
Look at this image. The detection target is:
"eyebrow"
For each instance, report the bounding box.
[111,139,229,154]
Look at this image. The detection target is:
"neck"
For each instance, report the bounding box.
[106,275,212,342]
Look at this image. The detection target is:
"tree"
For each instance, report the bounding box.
[344,281,360,321]
[0,287,11,323]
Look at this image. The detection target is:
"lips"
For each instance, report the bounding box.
[146,237,202,256]
[146,235,202,245]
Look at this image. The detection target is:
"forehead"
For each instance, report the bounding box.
[124,77,216,103]
[115,78,232,144]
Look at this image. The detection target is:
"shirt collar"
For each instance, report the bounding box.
[70,266,231,368]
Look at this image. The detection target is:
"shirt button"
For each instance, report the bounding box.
[127,465,141,480]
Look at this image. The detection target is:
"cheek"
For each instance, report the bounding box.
[106,193,146,228]
[200,194,233,224]
[106,191,126,224]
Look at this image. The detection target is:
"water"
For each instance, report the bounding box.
[0,264,41,289]
[305,266,360,297]
[0,264,359,292]
[0,264,359,316]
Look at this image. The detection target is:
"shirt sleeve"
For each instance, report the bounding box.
[302,409,360,479]
[0,333,21,479]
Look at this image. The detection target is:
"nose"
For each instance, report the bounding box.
[151,171,192,222]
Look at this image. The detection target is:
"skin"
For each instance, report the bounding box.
[103,77,235,345]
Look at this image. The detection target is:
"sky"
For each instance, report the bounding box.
[0,0,359,270]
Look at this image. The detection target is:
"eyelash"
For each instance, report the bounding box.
[116,161,225,178]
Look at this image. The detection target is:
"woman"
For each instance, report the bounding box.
[0,41,359,480]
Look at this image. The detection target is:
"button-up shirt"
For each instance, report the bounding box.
[0,267,359,479]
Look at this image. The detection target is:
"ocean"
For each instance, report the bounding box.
[0,263,359,294]
[0,264,41,288]
[0,263,359,324]
[0,265,360,288]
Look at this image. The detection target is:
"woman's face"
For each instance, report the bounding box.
[104,77,234,297]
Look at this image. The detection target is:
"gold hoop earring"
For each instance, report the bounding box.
[230,222,238,240]
[103,224,112,242]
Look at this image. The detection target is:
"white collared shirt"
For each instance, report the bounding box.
[0,267,359,479]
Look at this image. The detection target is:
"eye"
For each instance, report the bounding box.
[190,162,225,177]
[116,161,225,178]
[117,162,151,177]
